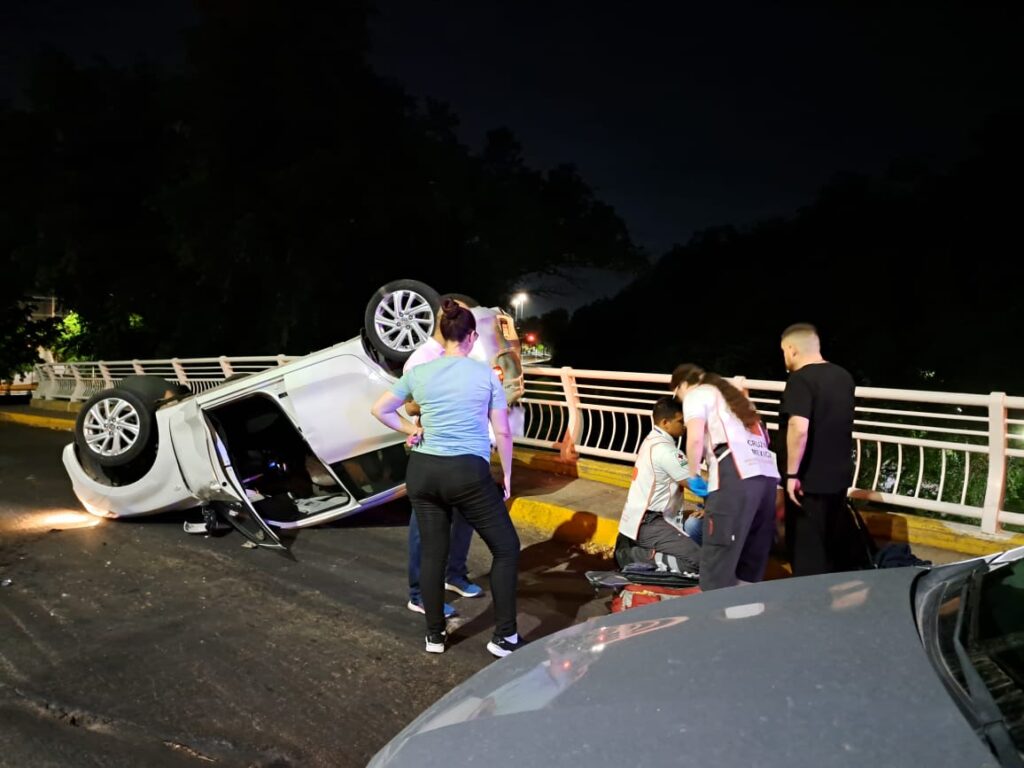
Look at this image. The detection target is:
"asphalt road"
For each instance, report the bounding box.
[0,423,611,767]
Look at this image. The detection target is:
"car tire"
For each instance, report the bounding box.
[441,293,480,308]
[75,388,155,468]
[364,279,442,364]
[118,374,190,404]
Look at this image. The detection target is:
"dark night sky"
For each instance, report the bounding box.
[0,2,195,97]
[3,1,1021,314]
[368,1,1022,311]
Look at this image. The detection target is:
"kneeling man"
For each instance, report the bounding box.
[617,396,701,576]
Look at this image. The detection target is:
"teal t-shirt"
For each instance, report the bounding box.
[391,356,507,461]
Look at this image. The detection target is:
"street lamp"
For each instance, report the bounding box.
[511,292,528,324]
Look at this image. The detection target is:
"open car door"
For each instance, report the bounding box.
[199,406,286,550]
[210,497,286,550]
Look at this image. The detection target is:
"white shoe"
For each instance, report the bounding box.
[425,631,447,654]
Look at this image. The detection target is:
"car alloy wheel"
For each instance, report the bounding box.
[81,396,143,458]
[373,288,437,354]
[74,387,156,473]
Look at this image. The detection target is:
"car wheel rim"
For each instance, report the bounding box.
[82,397,142,457]
[373,289,435,353]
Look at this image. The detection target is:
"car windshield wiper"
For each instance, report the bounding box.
[952,572,1024,768]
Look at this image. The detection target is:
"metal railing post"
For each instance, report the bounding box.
[33,364,52,400]
[171,358,188,386]
[99,362,113,388]
[556,366,583,461]
[132,360,144,375]
[219,356,234,378]
[981,391,1007,534]
[69,364,86,402]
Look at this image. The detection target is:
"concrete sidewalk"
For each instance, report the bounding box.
[507,447,1024,561]
[508,448,1021,563]
[508,465,624,553]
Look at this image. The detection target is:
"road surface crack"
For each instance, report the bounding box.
[163,740,217,762]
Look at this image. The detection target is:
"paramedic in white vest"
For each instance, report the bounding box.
[672,364,780,590]
[618,396,701,576]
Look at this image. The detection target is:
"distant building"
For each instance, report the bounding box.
[27,295,65,322]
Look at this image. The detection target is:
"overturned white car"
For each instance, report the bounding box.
[62,280,524,549]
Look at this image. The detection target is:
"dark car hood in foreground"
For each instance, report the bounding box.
[371,567,998,768]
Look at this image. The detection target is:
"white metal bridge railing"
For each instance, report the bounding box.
[33,356,297,402]
[516,368,1024,536]
[31,358,1024,535]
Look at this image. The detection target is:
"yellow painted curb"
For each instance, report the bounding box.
[0,411,74,431]
[509,497,618,553]
[32,399,83,414]
[861,510,1024,557]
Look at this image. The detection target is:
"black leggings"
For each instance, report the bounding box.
[406,452,520,636]
[699,455,777,591]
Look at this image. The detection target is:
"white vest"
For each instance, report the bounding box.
[619,429,684,539]
[702,388,780,492]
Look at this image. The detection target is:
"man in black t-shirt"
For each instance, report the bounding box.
[778,323,857,576]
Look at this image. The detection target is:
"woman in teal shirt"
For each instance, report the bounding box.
[372,299,521,658]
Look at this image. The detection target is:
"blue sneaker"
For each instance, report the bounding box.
[444,578,483,598]
[407,598,456,619]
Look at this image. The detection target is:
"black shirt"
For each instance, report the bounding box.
[778,362,855,494]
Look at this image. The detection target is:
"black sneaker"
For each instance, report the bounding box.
[486,634,524,658]
[425,631,447,654]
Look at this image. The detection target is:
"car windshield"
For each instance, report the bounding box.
[932,555,1024,763]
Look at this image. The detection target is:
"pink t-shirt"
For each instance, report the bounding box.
[402,338,444,374]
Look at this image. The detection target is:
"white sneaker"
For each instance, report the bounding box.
[425,631,447,654]
[486,634,524,658]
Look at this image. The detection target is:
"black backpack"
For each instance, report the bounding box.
[847,503,932,569]
[873,542,932,568]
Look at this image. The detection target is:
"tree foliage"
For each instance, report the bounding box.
[0,1,643,361]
